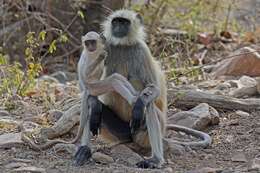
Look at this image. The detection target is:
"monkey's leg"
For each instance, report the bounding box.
[73,91,92,166]
[135,103,164,169]
[111,73,138,96]
[87,73,137,105]
[88,95,102,136]
[131,84,160,134]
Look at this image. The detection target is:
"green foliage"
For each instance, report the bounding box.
[48,40,57,54]
[77,10,85,19]
[48,31,68,54]
[0,31,46,97]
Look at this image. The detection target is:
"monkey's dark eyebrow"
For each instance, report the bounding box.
[112,17,131,24]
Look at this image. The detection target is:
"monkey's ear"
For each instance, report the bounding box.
[100,33,106,42]
[136,13,143,25]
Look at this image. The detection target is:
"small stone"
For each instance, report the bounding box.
[111,144,143,166]
[212,90,225,95]
[50,71,68,84]
[0,133,23,149]
[215,82,231,90]
[227,119,239,126]
[255,77,260,94]
[5,162,27,169]
[53,143,76,157]
[12,166,46,173]
[0,110,10,117]
[255,128,260,135]
[235,110,250,117]
[250,157,260,171]
[46,110,63,123]
[163,167,173,173]
[186,167,222,173]
[231,152,247,162]
[12,158,32,163]
[238,76,257,87]
[92,152,114,164]
[227,80,239,88]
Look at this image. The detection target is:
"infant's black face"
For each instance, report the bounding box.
[85,40,97,52]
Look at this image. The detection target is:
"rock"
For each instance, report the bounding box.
[212,90,225,95]
[53,143,76,157]
[229,76,257,98]
[50,71,68,84]
[12,158,32,163]
[229,86,257,98]
[256,77,260,94]
[111,145,143,166]
[163,167,173,173]
[237,76,257,87]
[186,167,222,173]
[215,82,231,91]
[231,152,247,162]
[250,157,260,171]
[235,110,250,117]
[0,110,10,117]
[168,103,219,130]
[0,133,24,149]
[211,47,260,78]
[227,80,239,88]
[227,119,239,126]
[5,162,27,169]
[12,166,46,173]
[92,152,114,164]
[46,110,63,123]
[255,127,260,135]
[164,141,185,156]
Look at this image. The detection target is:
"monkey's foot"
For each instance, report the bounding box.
[136,158,160,169]
[73,145,91,166]
[131,97,145,134]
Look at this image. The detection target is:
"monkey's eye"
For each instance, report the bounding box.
[85,40,97,47]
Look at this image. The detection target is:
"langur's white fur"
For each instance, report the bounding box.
[102,9,146,46]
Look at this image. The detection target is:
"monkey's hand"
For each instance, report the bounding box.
[131,97,146,135]
[73,145,91,166]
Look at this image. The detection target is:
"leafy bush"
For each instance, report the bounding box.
[0,32,43,96]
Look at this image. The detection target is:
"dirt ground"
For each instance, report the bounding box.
[0,91,259,173]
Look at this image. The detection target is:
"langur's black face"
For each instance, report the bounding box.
[111,17,131,38]
[85,40,97,52]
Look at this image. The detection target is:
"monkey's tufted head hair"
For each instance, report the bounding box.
[82,31,100,42]
[102,9,146,46]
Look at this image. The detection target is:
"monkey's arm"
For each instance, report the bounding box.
[85,52,106,76]
[73,90,92,166]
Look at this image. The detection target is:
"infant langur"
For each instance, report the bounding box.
[22,31,137,150]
